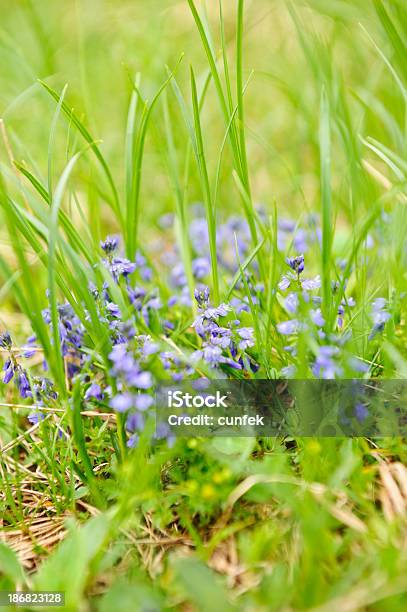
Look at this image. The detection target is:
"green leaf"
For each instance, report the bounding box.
[173,556,235,612]
[33,514,110,610]
[0,542,26,585]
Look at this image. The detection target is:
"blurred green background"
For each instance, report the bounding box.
[1,0,403,230]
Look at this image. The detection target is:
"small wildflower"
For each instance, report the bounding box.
[192,257,210,279]
[312,346,342,379]
[194,286,210,307]
[354,402,369,422]
[237,327,255,350]
[286,254,304,274]
[111,393,134,413]
[277,320,300,335]
[0,331,12,349]
[134,394,153,411]
[28,411,45,425]
[369,297,391,339]
[100,236,119,254]
[84,382,104,401]
[3,359,15,384]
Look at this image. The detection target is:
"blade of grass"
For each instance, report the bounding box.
[319,87,333,328]
[126,59,181,258]
[39,80,123,225]
[190,66,219,303]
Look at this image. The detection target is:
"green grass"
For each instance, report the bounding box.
[0,1,406,610]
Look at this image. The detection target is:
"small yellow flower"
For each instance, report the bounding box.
[201,484,216,499]
[187,480,198,493]
[306,439,321,454]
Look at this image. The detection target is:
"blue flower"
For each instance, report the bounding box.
[23,335,37,358]
[285,293,299,314]
[237,327,255,350]
[369,297,391,339]
[100,236,119,254]
[127,370,153,389]
[192,257,210,279]
[127,433,139,448]
[84,382,104,401]
[134,394,153,410]
[3,359,15,384]
[111,393,134,413]
[301,276,321,291]
[354,402,369,423]
[0,331,12,348]
[277,320,300,335]
[16,370,32,398]
[194,286,210,307]
[105,257,136,282]
[312,346,342,379]
[126,412,144,431]
[106,302,121,318]
[310,309,325,327]
[287,254,304,274]
[28,411,45,425]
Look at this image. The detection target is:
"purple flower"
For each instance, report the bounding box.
[312,346,342,379]
[278,275,292,291]
[3,359,15,384]
[134,394,153,411]
[277,320,300,335]
[171,263,187,288]
[210,327,232,349]
[237,327,255,350]
[28,411,45,425]
[310,309,325,327]
[111,393,134,413]
[192,257,210,279]
[84,382,104,401]
[23,335,37,358]
[139,336,159,357]
[193,316,218,338]
[16,370,31,398]
[194,286,210,307]
[301,276,321,291]
[105,257,136,282]
[106,302,121,318]
[128,370,153,389]
[126,412,144,431]
[293,230,308,253]
[285,293,299,314]
[286,254,304,274]
[230,297,250,314]
[202,304,231,319]
[279,218,296,233]
[348,357,369,373]
[202,345,223,365]
[100,236,119,254]
[109,344,135,375]
[127,433,139,448]
[369,297,391,339]
[0,332,12,348]
[281,365,296,377]
[354,402,369,422]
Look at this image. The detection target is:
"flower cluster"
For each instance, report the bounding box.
[191,288,257,373]
[369,298,391,339]
[1,332,57,425]
[0,203,400,448]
